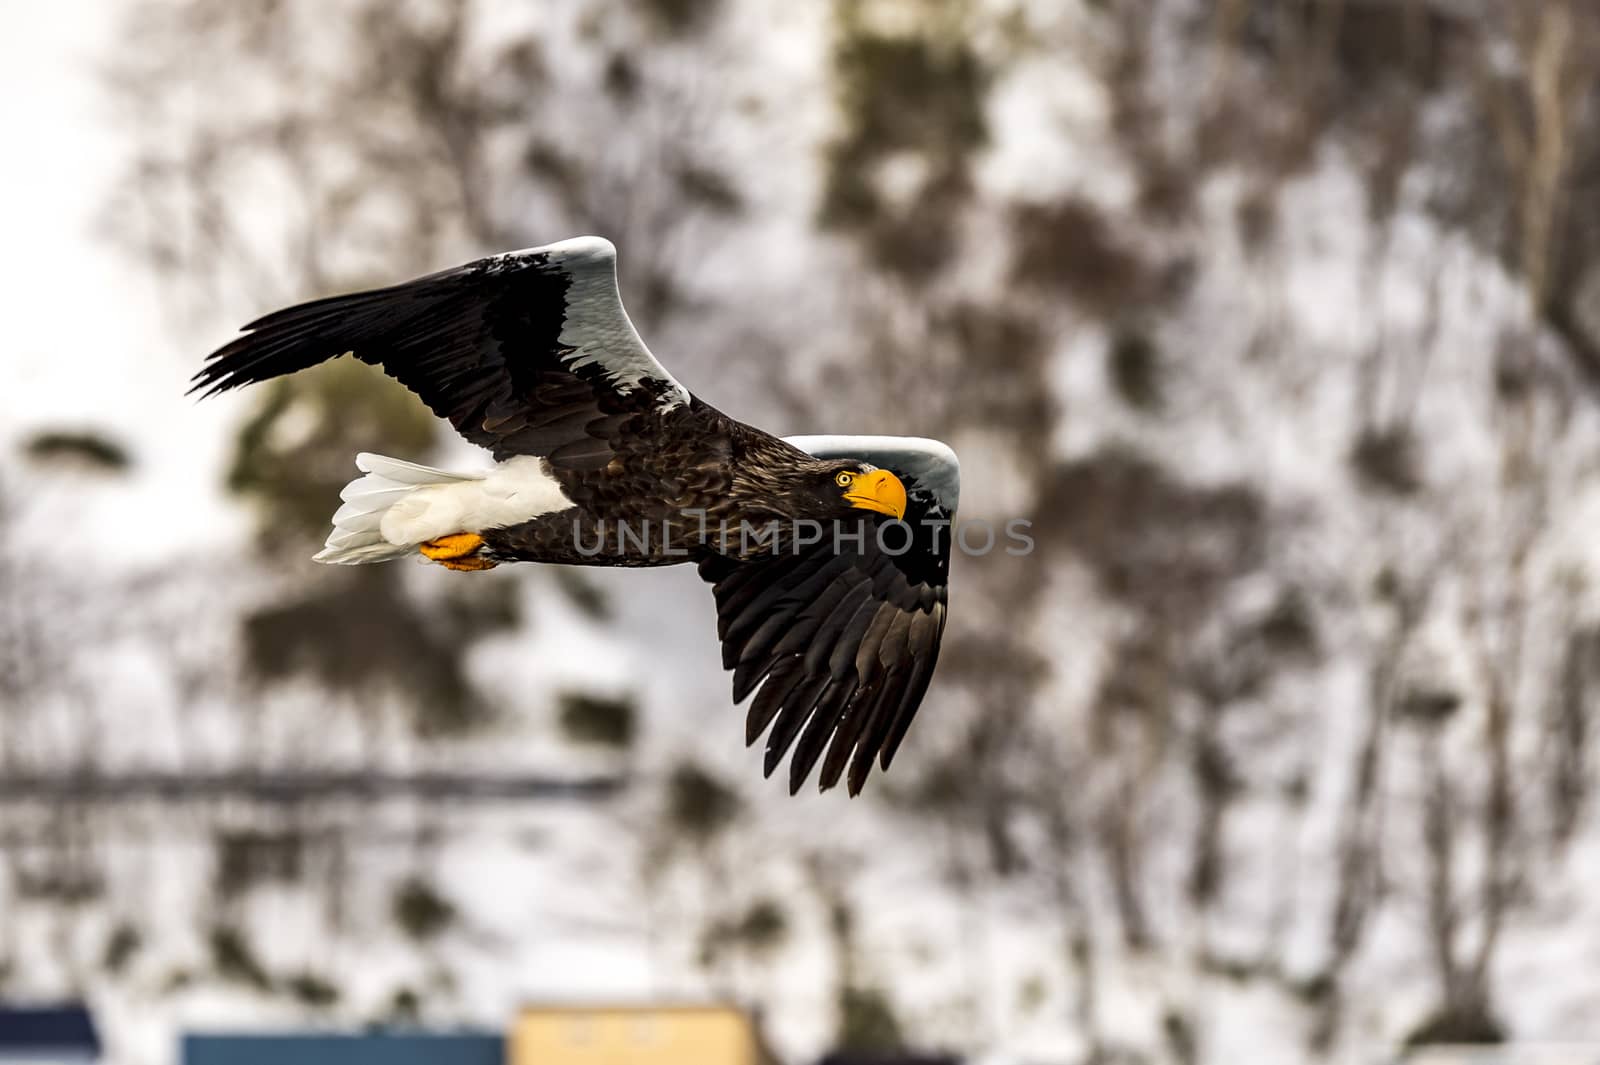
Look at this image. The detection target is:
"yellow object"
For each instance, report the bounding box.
[420,532,496,570]
[844,468,907,520]
[439,555,497,571]
[510,1004,776,1065]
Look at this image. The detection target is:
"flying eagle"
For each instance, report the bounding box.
[193,237,957,795]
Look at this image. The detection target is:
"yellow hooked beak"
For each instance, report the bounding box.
[844,469,907,520]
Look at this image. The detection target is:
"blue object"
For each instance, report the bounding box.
[182,1033,503,1065]
[0,1005,101,1060]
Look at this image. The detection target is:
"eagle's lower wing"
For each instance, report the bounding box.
[191,236,690,469]
[699,513,949,796]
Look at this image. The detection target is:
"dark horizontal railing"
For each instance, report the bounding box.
[0,770,626,804]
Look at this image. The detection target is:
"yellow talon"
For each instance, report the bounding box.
[437,555,497,572]
[420,533,494,570]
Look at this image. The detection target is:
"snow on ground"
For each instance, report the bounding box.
[6,5,1600,1065]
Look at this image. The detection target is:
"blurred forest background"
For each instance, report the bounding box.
[4,0,1600,1062]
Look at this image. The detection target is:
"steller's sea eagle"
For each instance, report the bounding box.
[192,236,957,795]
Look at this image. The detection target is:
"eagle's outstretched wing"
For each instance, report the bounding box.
[191,236,690,470]
[699,437,958,795]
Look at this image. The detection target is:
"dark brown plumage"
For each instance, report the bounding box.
[192,236,954,794]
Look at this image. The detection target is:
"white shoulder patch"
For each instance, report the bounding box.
[503,236,691,411]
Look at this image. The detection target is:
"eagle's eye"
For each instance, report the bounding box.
[835,471,855,487]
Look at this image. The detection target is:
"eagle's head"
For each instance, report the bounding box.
[732,446,909,530]
[785,459,908,522]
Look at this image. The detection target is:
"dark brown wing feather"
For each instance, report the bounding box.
[190,236,691,469]
[699,510,950,796]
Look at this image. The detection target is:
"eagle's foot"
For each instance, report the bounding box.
[438,555,497,572]
[419,533,496,571]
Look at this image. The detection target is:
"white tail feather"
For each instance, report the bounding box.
[312,453,484,565]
